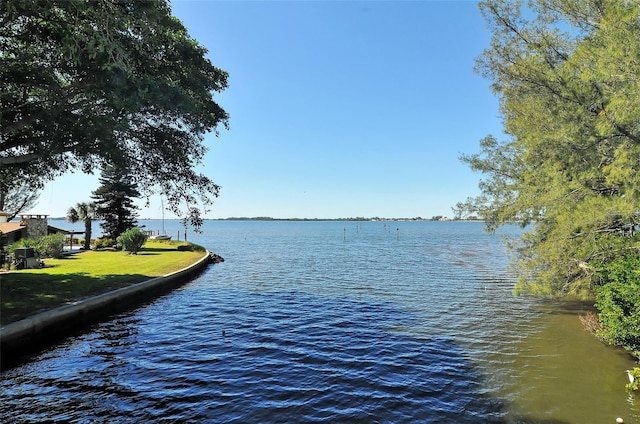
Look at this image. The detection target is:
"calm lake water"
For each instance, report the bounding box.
[1,220,638,423]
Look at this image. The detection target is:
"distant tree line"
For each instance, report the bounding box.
[218,216,479,221]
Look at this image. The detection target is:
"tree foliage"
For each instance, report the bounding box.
[594,255,640,358]
[92,164,140,239]
[37,233,65,259]
[0,178,40,220]
[456,0,640,297]
[66,202,97,250]
[10,233,65,259]
[0,0,229,229]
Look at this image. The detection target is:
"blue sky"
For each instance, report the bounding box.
[33,0,503,220]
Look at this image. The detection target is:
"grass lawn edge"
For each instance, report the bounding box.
[1,248,216,366]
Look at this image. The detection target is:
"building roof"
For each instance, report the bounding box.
[48,225,83,235]
[0,222,26,235]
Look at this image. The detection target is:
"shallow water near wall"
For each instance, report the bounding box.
[1,220,638,423]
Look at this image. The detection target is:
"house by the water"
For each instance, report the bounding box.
[0,212,71,244]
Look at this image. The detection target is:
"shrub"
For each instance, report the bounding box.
[8,233,65,259]
[36,233,65,258]
[9,238,37,253]
[594,254,640,359]
[117,227,148,254]
[95,237,116,249]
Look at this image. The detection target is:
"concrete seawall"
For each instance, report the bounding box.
[1,250,217,365]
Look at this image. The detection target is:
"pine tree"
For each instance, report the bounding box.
[92,165,141,239]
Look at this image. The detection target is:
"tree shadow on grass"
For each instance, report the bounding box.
[1,258,211,369]
[1,272,154,325]
[139,247,196,253]
[51,255,82,261]
[92,248,173,254]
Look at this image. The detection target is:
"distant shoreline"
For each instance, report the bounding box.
[141,217,484,222]
[47,217,484,223]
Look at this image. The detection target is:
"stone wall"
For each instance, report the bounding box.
[21,215,48,239]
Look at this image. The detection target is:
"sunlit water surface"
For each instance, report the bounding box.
[1,220,638,423]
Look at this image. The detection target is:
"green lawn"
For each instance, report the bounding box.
[0,240,206,325]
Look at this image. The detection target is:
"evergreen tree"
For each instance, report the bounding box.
[92,165,141,239]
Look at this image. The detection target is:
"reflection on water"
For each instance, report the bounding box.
[504,302,639,423]
[1,221,638,423]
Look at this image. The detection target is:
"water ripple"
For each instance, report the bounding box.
[0,222,550,423]
[2,290,511,423]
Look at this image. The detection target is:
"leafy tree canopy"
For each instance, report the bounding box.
[0,179,40,220]
[0,0,229,229]
[456,0,640,297]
